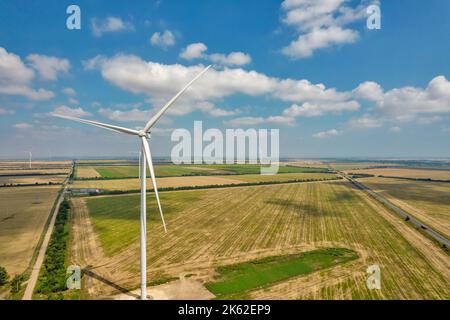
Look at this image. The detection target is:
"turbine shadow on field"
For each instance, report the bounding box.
[265,199,333,217]
[83,266,139,299]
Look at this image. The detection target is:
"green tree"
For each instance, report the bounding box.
[0,266,9,286]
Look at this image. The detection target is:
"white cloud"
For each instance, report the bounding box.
[208,52,252,66]
[313,129,342,138]
[389,126,401,133]
[353,81,383,101]
[282,100,359,117]
[51,105,92,118]
[0,47,54,100]
[442,127,450,133]
[150,30,176,49]
[282,26,358,58]
[280,0,373,58]
[99,108,153,122]
[62,87,76,96]
[26,54,70,80]
[348,115,383,129]
[354,76,450,125]
[91,17,134,37]
[225,115,295,127]
[179,43,208,60]
[180,43,251,66]
[86,53,364,123]
[14,122,33,129]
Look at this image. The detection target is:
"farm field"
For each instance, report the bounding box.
[205,248,358,299]
[0,186,61,276]
[75,164,329,179]
[346,168,450,180]
[0,161,71,170]
[72,173,338,191]
[358,177,450,240]
[0,175,66,186]
[0,168,70,176]
[70,181,449,299]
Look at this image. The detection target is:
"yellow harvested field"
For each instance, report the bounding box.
[72,173,337,191]
[0,186,60,275]
[73,175,244,190]
[76,167,101,178]
[71,181,450,299]
[359,177,450,239]
[0,175,66,185]
[0,161,71,169]
[0,168,70,175]
[347,168,450,180]
[235,173,335,183]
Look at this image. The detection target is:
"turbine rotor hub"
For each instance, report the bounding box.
[138,130,149,138]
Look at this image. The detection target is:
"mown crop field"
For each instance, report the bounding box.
[72,173,337,191]
[359,177,450,239]
[75,164,329,179]
[0,186,60,276]
[347,168,450,181]
[71,180,449,299]
[0,175,66,186]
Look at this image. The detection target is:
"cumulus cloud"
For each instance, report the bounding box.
[51,105,92,118]
[0,47,54,100]
[389,126,401,133]
[62,87,76,96]
[179,43,208,60]
[91,17,134,37]
[282,101,359,117]
[347,115,383,128]
[225,116,295,127]
[313,129,341,138]
[353,76,450,125]
[150,30,176,49]
[84,53,363,124]
[180,42,251,66]
[14,122,33,129]
[26,54,70,80]
[280,0,374,58]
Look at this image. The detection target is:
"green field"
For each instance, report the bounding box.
[205,248,358,298]
[86,192,201,256]
[79,164,329,179]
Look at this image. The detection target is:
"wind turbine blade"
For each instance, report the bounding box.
[143,65,212,132]
[53,114,140,136]
[141,137,167,233]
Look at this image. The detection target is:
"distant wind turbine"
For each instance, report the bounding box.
[53,65,211,300]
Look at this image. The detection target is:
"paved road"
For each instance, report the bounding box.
[344,174,450,248]
[22,163,73,300]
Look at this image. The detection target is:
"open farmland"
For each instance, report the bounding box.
[0,161,71,170]
[72,173,337,191]
[358,177,450,239]
[70,181,449,299]
[0,186,60,276]
[346,168,450,181]
[0,175,66,186]
[75,164,329,179]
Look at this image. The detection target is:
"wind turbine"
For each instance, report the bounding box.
[53,65,211,300]
[25,150,32,169]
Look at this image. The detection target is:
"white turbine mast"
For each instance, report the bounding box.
[53,65,211,300]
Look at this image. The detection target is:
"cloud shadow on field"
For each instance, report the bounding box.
[265,199,333,217]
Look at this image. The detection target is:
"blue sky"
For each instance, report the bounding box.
[0,0,449,159]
